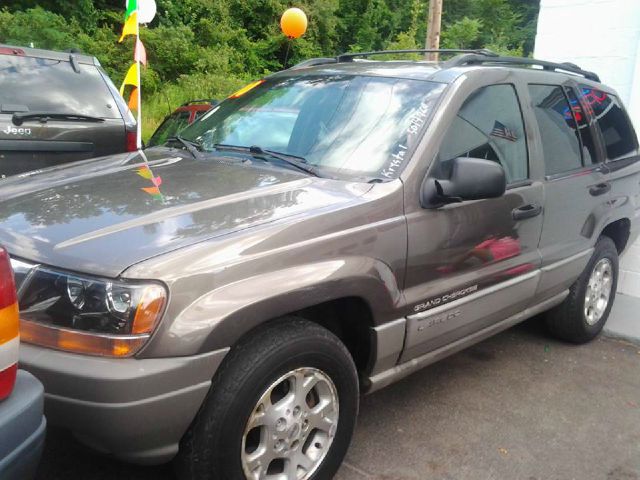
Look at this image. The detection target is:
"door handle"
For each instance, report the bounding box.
[512,203,542,221]
[589,182,611,196]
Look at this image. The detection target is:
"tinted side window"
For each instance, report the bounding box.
[529,85,582,176]
[565,87,599,165]
[435,84,528,184]
[578,85,638,160]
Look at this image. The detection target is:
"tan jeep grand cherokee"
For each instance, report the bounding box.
[1,49,638,479]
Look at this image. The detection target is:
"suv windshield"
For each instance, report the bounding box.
[0,55,119,119]
[181,74,446,180]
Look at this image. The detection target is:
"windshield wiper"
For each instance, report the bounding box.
[213,143,321,177]
[166,135,203,159]
[12,112,105,126]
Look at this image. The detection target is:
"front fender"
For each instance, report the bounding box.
[140,257,402,357]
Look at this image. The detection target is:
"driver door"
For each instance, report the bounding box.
[401,81,544,361]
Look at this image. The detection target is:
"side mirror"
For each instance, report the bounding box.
[421,157,506,208]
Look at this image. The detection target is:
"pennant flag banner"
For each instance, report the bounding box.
[119,62,139,96]
[118,0,156,151]
[135,152,165,201]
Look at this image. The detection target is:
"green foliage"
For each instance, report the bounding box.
[0,7,76,50]
[441,17,482,49]
[0,0,539,140]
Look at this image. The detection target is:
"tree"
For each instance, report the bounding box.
[0,0,540,138]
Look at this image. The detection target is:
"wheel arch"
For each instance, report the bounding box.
[142,257,402,366]
[600,217,631,254]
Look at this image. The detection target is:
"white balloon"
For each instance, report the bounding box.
[138,0,157,24]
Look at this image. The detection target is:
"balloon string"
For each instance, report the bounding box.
[284,39,292,68]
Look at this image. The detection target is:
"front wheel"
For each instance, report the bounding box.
[175,318,359,480]
[545,236,619,343]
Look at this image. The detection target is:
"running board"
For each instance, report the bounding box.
[365,290,569,393]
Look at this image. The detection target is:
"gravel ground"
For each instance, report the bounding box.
[36,318,640,480]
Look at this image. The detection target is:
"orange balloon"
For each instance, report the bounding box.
[280,8,308,39]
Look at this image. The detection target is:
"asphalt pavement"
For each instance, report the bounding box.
[36,318,640,480]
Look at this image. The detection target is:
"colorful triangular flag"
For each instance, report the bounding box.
[128,87,139,111]
[119,12,138,43]
[136,165,152,179]
[119,63,139,96]
[142,186,161,195]
[125,0,138,20]
[134,38,147,66]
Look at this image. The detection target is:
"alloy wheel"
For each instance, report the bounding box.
[241,367,339,480]
[584,258,613,325]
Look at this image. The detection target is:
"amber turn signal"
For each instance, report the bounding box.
[20,320,149,358]
[132,285,166,335]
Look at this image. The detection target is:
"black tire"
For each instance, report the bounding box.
[545,236,619,344]
[174,317,359,480]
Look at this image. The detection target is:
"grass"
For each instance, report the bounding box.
[139,72,248,142]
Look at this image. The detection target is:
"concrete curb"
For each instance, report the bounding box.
[603,292,640,345]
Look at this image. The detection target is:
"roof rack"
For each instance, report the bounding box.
[336,49,498,62]
[289,57,338,70]
[446,54,600,82]
[289,49,497,70]
[289,49,601,83]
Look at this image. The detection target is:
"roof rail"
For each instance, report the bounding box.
[336,49,498,62]
[290,57,338,70]
[446,54,600,82]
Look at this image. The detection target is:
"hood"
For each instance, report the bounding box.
[0,148,369,277]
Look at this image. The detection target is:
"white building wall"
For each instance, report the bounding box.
[535,0,640,297]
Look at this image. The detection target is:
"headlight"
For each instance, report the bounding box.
[13,261,167,357]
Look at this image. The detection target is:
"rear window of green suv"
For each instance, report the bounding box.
[0,55,120,119]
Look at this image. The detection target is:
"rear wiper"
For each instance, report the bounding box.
[12,112,105,126]
[213,143,321,177]
[166,135,203,159]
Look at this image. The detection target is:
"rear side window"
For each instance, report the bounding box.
[435,84,528,184]
[529,84,583,176]
[578,85,638,161]
[565,87,599,165]
[0,55,119,119]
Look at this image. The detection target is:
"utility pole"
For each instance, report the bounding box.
[425,0,443,61]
